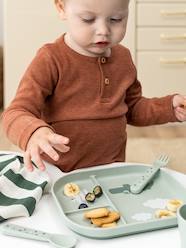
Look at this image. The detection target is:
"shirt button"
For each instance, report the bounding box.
[101,57,106,64]
[104,78,110,85]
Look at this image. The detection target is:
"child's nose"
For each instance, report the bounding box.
[96,21,110,36]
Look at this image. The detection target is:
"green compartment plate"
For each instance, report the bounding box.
[52,162,186,239]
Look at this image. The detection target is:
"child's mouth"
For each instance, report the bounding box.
[95,41,109,47]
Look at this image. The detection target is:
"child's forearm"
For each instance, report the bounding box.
[2,108,52,150]
[2,46,58,151]
[126,80,178,126]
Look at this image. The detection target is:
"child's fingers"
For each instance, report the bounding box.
[24,132,70,171]
[175,108,186,121]
[173,94,186,108]
[24,151,34,172]
[47,133,70,153]
[176,107,186,116]
[39,142,60,161]
[30,147,46,171]
[25,146,46,171]
[53,143,70,153]
[48,133,69,145]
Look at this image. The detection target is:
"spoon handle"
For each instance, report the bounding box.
[1,223,50,242]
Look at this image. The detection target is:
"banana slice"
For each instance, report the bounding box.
[64,183,80,197]
[166,199,183,212]
[155,209,176,219]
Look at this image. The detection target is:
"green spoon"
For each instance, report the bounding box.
[1,223,77,248]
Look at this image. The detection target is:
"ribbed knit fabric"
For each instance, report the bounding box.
[2,34,178,172]
[0,153,51,222]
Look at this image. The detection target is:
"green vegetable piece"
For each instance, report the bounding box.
[85,192,96,202]
[93,185,103,197]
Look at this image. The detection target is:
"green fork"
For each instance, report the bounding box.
[130,154,170,194]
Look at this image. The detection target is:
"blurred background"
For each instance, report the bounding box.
[0,0,3,45]
[0,0,3,108]
[0,1,186,173]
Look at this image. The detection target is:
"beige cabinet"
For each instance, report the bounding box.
[3,0,67,107]
[4,0,185,105]
[3,0,135,107]
[137,0,186,97]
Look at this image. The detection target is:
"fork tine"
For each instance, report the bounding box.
[157,154,164,161]
[161,154,166,161]
[159,154,164,160]
[165,155,170,163]
[157,154,169,163]
[131,154,170,194]
[163,155,169,162]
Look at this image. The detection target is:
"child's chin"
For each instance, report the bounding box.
[89,48,109,56]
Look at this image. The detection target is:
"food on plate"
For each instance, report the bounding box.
[85,192,96,202]
[91,211,120,227]
[84,185,103,203]
[155,209,176,219]
[166,199,183,212]
[73,194,88,209]
[84,207,110,219]
[84,207,120,228]
[101,222,117,228]
[78,203,88,209]
[93,185,103,197]
[63,183,80,197]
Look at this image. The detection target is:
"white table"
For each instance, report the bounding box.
[0,163,182,248]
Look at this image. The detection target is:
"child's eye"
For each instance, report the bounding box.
[81,18,95,23]
[110,18,123,23]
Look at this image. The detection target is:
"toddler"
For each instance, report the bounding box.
[2,0,186,172]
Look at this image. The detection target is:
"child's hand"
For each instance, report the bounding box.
[173,94,186,122]
[24,127,70,171]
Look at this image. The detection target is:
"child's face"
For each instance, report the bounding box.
[56,0,129,57]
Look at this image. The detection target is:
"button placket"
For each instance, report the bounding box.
[104,78,110,85]
[101,57,106,64]
[98,57,111,102]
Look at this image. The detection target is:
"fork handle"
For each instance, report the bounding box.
[1,223,49,241]
[130,166,160,194]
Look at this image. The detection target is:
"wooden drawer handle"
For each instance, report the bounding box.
[160,10,186,17]
[160,58,186,65]
[160,33,186,41]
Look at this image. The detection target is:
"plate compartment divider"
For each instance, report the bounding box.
[89,174,127,224]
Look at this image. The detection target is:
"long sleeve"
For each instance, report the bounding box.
[1,46,58,150]
[126,77,178,126]
[1,36,180,172]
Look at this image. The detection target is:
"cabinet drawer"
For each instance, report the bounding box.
[137,3,186,26]
[137,52,186,97]
[137,28,186,50]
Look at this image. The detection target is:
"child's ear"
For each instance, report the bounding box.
[55,0,67,20]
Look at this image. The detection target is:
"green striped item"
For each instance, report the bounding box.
[0,153,51,222]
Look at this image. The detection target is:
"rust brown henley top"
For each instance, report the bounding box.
[2,35,177,172]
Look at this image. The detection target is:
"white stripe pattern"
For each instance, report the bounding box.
[0,175,43,202]
[0,152,51,221]
[19,167,51,192]
[0,205,29,219]
[0,159,21,175]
